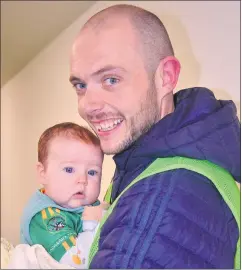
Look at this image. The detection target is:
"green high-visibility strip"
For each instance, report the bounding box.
[89,157,240,269]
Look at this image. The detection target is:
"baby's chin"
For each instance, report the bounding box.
[65,198,90,209]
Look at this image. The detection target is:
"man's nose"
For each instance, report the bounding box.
[81,87,105,116]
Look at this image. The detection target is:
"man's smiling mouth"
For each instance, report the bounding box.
[92,118,123,132]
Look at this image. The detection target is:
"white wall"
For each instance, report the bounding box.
[1,1,240,245]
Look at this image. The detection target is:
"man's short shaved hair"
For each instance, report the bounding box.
[82,4,174,76]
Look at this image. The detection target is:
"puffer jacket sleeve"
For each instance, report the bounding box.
[90,169,238,269]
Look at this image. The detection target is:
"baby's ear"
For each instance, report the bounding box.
[36,162,47,185]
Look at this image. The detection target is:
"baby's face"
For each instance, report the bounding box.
[39,136,103,208]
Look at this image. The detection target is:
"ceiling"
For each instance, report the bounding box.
[1,1,96,87]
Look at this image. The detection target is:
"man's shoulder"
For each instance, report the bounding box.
[121,168,215,199]
[113,168,223,220]
[106,167,232,236]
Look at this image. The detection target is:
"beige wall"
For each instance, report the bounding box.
[1,1,240,245]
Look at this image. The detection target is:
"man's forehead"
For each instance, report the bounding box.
[70,26,139,74]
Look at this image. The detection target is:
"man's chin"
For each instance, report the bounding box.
[100,138,133,155]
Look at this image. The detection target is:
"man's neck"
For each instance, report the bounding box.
[160,93,174,119]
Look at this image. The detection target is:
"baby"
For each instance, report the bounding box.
[20,122,108,268]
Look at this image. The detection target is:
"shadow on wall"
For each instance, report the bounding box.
[159,12,201,91]
[211,88,241,120]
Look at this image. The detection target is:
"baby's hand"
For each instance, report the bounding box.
[82,203,109,221]
[99,201,110,210]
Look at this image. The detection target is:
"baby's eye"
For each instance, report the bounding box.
[88,170,97,176]
[63,167,75,173]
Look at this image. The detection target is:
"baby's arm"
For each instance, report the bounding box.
[82,202,109,224]
[60,230,96,268]
[60,203,110,268]
[29,207,87,268]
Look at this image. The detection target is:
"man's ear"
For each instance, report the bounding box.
[36,162,47,185]
[155,56,181,98]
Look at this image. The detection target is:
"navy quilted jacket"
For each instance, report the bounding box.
[90,87,240,269]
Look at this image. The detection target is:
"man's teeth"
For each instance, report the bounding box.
[97,119,122,131]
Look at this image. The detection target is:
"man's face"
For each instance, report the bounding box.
[70,20,160,154]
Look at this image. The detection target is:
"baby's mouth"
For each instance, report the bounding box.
[73,192,85,198]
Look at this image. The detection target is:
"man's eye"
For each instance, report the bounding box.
[63,167,75,173]
[74,82,86,90]
[103,77,119,86]
[88,170,97,176]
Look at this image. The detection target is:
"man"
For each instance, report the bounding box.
[69,4,240,268]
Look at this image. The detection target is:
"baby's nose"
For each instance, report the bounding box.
[77,176,87,186]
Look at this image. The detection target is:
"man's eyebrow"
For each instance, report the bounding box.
[69,75,83,84]
[91,65,127,77]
